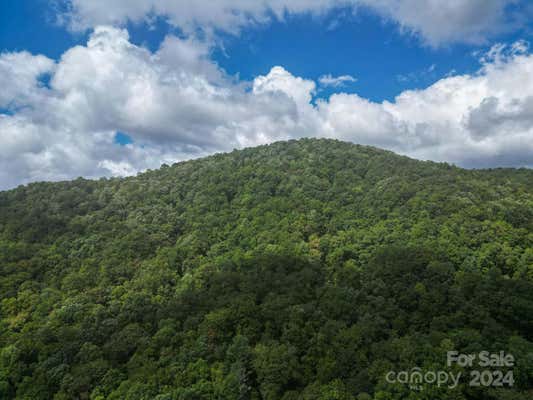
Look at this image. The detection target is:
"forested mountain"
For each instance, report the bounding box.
[1,138,532,399]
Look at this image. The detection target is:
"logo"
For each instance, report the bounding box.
[385,351,515,391]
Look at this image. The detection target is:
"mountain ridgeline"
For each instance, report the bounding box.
[0,138,532,399]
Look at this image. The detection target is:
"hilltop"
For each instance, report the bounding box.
[1,138,532,399]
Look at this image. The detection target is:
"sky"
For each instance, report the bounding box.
[0,0,533,189]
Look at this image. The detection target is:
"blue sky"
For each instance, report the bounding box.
[211,8,479,102]
[0,0,532,188]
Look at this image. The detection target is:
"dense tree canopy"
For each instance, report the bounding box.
[0,139,532,399]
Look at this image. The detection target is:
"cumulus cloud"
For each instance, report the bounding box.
[0,27,312,188]
[0,27,532,189]
[319,74,357,88]
[0,52,55,109]
[57,0,525,46]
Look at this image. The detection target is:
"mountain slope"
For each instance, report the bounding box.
[1,138,532,399]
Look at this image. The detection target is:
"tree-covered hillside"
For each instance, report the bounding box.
[0,138,532,399]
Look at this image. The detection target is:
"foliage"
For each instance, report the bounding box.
[0,139,532,399]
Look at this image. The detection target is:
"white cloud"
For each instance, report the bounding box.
[361,0,518,47]
[319,74,357,88]
[0,27,532,190]
[254,66,317,107]
[57,0,524,46]
[0,51,55,108]
[59,0,345,35]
